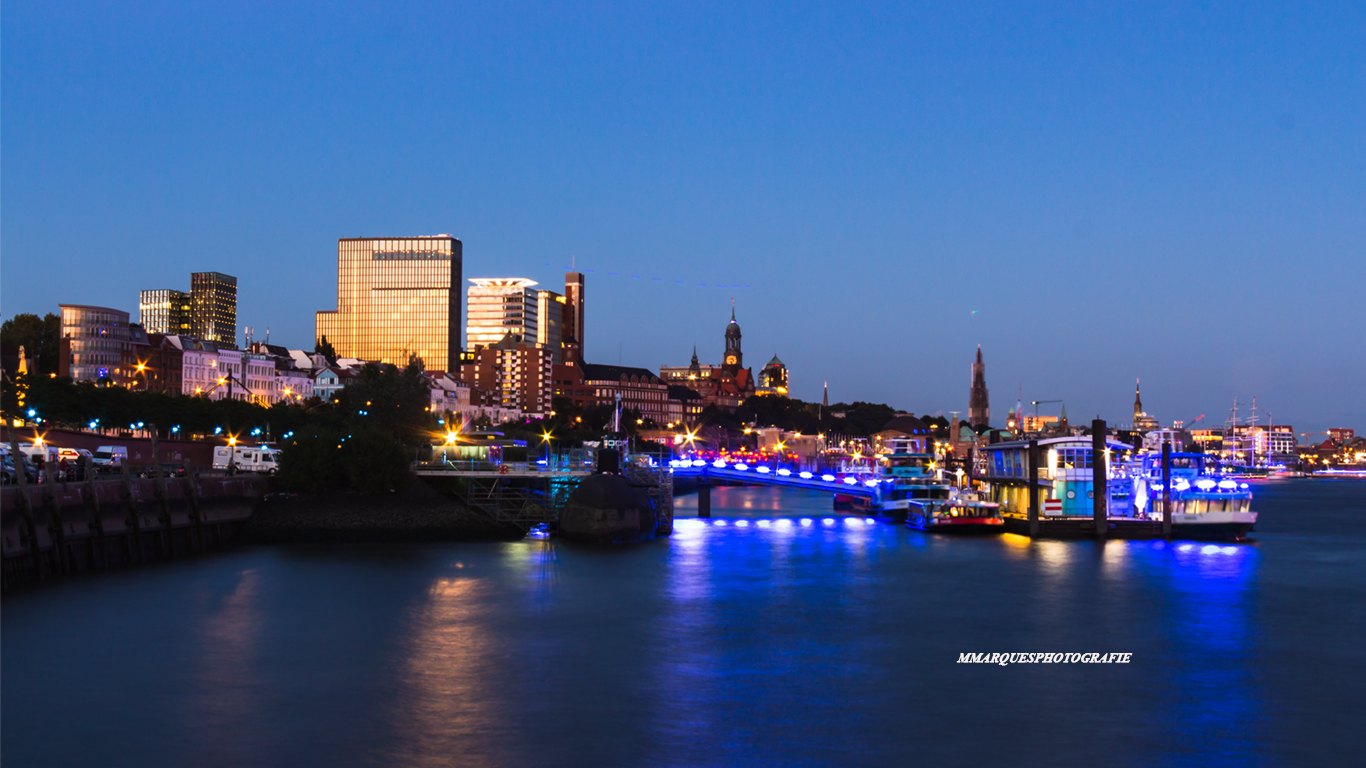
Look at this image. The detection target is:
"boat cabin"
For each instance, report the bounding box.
[980,436,1135,517]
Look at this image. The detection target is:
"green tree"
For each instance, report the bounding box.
[314,336,338,364]
[334,359,433,444]
[1,313,61,376]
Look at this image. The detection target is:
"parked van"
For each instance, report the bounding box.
[92,446,129,468]
[212,446,279,475]
[18,443,59,463]
[57,447,95,464]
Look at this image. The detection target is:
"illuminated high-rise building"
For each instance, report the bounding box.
[466,278,546,350]
[537,289,564,362]
[138,289,192,335]
[563,272,585,364]
[191,272,238,345]
[315,236,462,372]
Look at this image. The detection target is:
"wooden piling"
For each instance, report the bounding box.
[1027,439,1039,537]
[7,429,43,581]
[42,460,69,575]
[84,455,106,569]
[150,425,174,558]
[1092,419,1107,539]
[120,458,143,563]
[185,467,204,554]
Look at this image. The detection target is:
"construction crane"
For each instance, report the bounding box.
[1030,400,1063,419]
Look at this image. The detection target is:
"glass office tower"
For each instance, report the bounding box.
[138,289,193,335]
[316,236,462,372]
[191,272,238,345]
[466,278,540,350]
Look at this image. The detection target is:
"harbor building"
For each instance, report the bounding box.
[460,340,555,416]
[757,354,789,396]
[191,272,238,345]
[138,289,192,336]
[553,362,671,423]
[968,345,990,428]
[57,304,132,383]
[659,305,756,412]
[315,236,462,372]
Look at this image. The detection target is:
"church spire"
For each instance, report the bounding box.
[1134,378,1143,423]
[823,381,829,408]
[968,345,990,429]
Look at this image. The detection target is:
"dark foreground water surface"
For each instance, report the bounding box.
[4,480,1364,767]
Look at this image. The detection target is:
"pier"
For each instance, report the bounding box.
[415,453,676,534]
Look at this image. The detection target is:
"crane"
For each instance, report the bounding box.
[1030,400,1063,419]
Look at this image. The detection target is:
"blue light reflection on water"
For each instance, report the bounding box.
[2,483,1363,767]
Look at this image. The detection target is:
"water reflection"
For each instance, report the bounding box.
[1142,540,1263,766]
[183,568,265,765]
[6,483,1353,767]
[381,576,506,767]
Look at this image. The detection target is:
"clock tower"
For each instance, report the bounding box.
[723,301,743,375]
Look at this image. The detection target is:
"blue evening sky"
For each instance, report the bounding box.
[3,1,1363,433]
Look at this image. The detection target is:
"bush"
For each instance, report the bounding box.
[340,428,411,494]
[277,427,411,494]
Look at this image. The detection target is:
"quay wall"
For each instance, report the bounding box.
[0,425,264,467]
[1,474,266,589]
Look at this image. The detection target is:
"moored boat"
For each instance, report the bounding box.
[1133,452,1257,539]
[905,493,1004,533]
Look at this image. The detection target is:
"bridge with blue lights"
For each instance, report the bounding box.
[668,458,893,515]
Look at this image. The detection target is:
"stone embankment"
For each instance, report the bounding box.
[2,472,265,589]
[244,478,523,544]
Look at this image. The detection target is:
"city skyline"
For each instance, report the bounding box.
[3,2,1363,432]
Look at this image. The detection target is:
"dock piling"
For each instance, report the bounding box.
[1092,419,1107,539]
[1027,439,1039,537]
[1161,441,1173,539]
[698,481,711,518]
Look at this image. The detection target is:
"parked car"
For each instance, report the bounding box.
[1,454,41,485]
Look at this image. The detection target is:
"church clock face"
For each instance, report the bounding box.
[726,355,737,365]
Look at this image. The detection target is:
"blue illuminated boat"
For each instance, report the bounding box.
[1132,453,1257,539]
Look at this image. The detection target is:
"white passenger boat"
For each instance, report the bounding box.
[1132,453,1257,539]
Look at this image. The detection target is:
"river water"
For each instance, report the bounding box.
[4,480,1363,767]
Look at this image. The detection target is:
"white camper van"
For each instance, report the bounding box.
[212,445,280,475]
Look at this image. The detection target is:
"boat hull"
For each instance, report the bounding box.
[1171,511,1257,540]
[905,513,1004,534]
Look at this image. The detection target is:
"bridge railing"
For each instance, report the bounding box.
[414,457,596,474]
